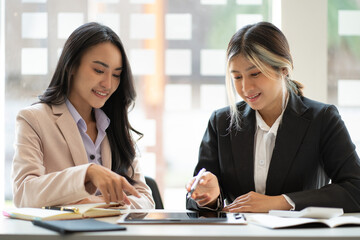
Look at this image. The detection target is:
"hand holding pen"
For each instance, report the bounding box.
[187,168,206,198]
[186,168,220,207]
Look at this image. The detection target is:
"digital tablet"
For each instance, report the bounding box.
[117,211,246,224]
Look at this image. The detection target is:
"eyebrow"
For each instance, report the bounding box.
[93,60,123,71]
[230,65,257,73]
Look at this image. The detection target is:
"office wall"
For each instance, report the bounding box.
[282,0,328,103]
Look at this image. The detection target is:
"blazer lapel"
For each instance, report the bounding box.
[266,93,310,195]
[52,103,88,166]
[230,104,256,193]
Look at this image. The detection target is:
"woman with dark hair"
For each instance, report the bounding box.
[186,21,360,213]
[12,22,155,209]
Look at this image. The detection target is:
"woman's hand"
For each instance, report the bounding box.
[222,191,292,213]
[85,164,140,204]
[185,171,220,208]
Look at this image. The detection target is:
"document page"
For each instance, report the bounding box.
[248,214,360,229]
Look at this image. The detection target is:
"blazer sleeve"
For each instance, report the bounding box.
[287,105,360,212]
[127,158,155,209]
[12,108,95,208]
[186,111,225,211]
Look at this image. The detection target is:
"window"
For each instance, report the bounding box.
[3,0,271,208]
[0,0,5,208]
[4,0,359,209]
[328,0,360,155]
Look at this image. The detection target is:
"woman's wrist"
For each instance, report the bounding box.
[277,195,293,210]
[84,163,95,183]
[204,194,220,208]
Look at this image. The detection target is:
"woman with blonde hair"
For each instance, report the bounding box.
[186,22,360,213]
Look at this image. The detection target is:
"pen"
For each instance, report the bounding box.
[42,206,79,213]
[187,168,206,198]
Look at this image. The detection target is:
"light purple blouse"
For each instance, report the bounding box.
[65,99,110,166]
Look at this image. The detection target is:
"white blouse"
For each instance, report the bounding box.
[253,98,295,209]
[254,110,282,194]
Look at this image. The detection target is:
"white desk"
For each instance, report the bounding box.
[2,213,360,240]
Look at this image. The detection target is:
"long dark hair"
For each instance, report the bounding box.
[39,22,141,184]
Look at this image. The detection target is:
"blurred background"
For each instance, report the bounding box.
[0,0,360,209]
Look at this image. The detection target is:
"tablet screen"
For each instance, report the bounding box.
[123,211,227,223]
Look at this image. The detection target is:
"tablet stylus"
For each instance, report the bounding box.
[187,168,206,198]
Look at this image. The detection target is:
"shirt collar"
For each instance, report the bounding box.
[255,93,289,136]
[94,107,110,133]
[66,99,86,131]
[255,111,282,136]
[65,99,110,133]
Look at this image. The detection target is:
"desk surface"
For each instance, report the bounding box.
[2,211,360,240]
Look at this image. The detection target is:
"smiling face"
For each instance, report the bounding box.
[68,42,122,117]
[229,54,285,118]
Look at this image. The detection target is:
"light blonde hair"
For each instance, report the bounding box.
[225,22,303,131]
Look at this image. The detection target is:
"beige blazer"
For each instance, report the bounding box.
[12,102,155,209]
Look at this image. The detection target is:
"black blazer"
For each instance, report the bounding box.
[186,92,360,212]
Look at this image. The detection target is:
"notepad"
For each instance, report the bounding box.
[3,202,126,221]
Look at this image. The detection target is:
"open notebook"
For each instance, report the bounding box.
[3,202,127,221]
[246,207,360,229]
[248,214,360,228]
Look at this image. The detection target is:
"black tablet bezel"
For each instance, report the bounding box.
[123,211,228,223]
